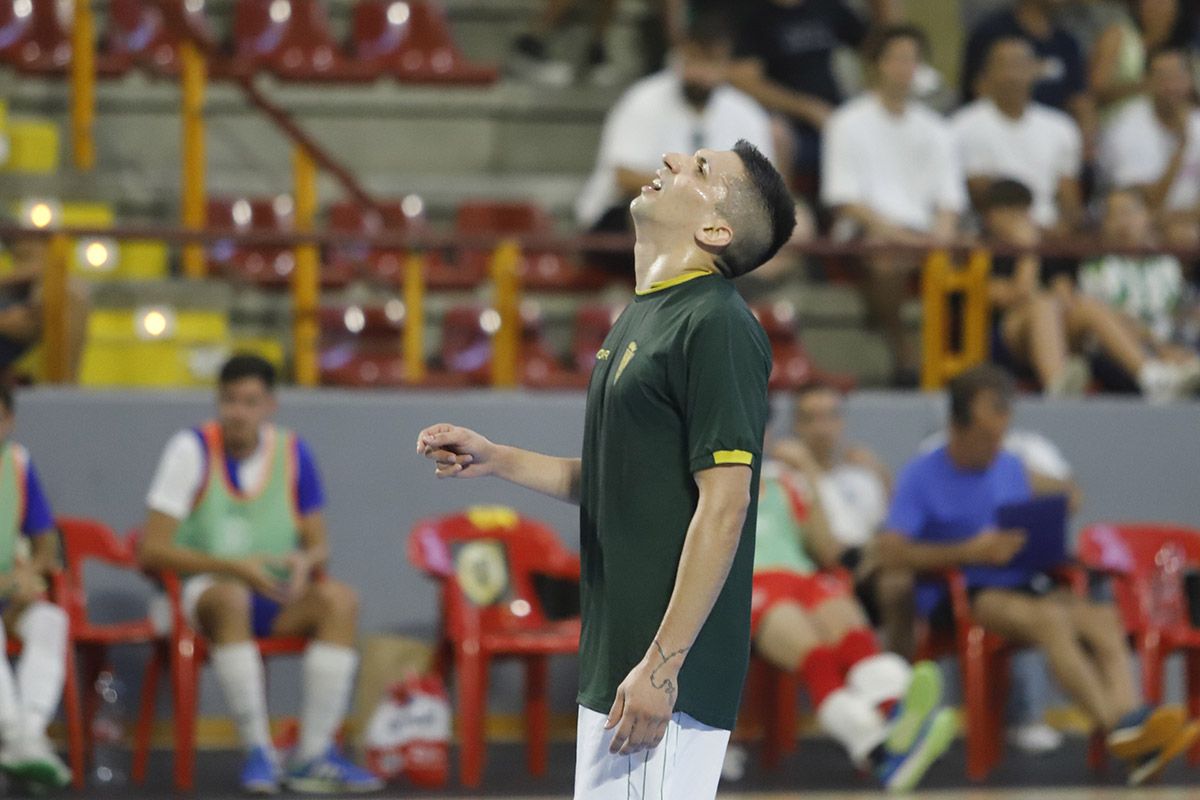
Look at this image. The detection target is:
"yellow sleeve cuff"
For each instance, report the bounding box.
[712,450,754,466]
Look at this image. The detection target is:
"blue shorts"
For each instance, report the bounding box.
[251,592,283,638]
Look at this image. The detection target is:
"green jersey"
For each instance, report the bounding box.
[578,271,772,731]
[753,465,818,576]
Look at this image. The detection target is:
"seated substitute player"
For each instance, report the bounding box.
[0,386,70,790]
[137,355,380,795]
[417,140,794,800]
[753,432,956,792]
[877,364,1199,785]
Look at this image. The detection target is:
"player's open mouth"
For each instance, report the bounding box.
[643,178,663,193]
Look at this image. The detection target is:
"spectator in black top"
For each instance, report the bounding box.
[730,0,901,180]
[962,1,1096,149]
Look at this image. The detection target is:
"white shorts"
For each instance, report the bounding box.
[573,705,730,800]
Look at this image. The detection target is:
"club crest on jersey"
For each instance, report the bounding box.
[614,341,637,384]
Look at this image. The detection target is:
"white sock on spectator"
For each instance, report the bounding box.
[0,624,25,742]
[211,642,272,752]
[296,642,358,762]
[15,602,67,738]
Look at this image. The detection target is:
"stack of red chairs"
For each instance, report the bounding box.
[406,507,580,787]
[230,0,375,81]
[752,302,857,393]
[519,304,587,390]
[0,0,71,74]
[327,199,451,287]
[568,304,622,382]
[351,0,497,85]
[318,304,408,388]
[1079,523,1200,763]
[102,0,213,77]
[207,196,296,287]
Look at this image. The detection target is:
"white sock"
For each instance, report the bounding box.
[210,642,272,752]
[15,602,66,739]
[296,642,358,762]
[0,624,24,743]
[845,652,913,708]
[817,688,888,766]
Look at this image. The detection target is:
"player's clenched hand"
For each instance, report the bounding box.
[968,527,1026,566]
[605,641,685,756]
[416,423,497,479]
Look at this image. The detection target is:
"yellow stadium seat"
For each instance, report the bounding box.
[80,307,235,388]
[60,202,115,228]
[116,240,170,280]
[1,118,60,174]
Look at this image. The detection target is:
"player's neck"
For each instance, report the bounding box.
[633,239,716,293]
[991,94,1028,120]
[875,87,909,115]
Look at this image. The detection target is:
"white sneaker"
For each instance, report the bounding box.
[0,735,71,788]
[507,51,574,88]
[1139,359,1200,403]
[1008,722,1064,755]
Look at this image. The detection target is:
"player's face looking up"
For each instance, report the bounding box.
[217,376,277,454]
[630,148,738,249]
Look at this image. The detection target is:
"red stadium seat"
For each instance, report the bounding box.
[407,508,580,787]
[0,0,71,74]
[351,0,498,85]
[1079,523,1200,764]
[102,0,213,77]
[231,0,375,81]
[319,303,408,388]
[455,201,598,291]
[752,302,857,393]
[327,199,448,287]
[207,196,296,288]
[519,304,585,390]
[436,304,493,386]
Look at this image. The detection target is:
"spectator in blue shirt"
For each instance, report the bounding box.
[877,364,1198,783]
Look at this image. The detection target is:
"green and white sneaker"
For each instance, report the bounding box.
[0,736,72,790]
[879,708,959,793]
[886,660,943,754]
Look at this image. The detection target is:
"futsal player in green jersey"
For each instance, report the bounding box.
[418,140,794,799]
[138,356,381,795]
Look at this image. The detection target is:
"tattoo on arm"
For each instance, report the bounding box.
[649,640,688,704]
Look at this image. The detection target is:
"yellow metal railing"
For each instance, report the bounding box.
[402,254,427,384]
[43,235,71,383]
[69,0,95,170]
[292,147,320,387]
[489,240,522,388]
[921,249,991,390]
[180,41,207,280]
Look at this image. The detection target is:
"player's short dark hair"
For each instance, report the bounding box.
[219,354,276,392]
[683,8,732,49]
[948,364,1015,427]
[866,24,929,64]
[715,140,796,278]
[0,385,14,415]
[981,178,1034,212]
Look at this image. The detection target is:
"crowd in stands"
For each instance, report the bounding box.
[573,0,1200,395]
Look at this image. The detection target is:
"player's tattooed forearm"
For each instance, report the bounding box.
[650,640,688,703]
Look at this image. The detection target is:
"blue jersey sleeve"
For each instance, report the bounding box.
[885,458,929,539]
[294,438,325,515]
[21,459,55,536]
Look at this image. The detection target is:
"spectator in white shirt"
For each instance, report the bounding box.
[576,10,779,274]
[822,25,966,383]
[1100,47,1200,240]
[953,36,1085,235]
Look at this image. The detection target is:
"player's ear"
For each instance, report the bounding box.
[694,219,733,254]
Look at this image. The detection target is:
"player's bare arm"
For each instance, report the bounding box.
[605,464,752,756]
[416,423,582,505]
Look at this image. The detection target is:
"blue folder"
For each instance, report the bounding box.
[996,494,1069,572]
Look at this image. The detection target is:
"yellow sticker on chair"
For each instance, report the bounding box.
[466,506,519,530]
[455,540,509,607]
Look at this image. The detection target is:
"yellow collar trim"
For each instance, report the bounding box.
[636,270,716,296]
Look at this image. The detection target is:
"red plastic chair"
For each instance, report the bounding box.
[56,517,161,786]
[351,0,497,85]
[326,199,448,287]
[101,0,211,77]
[751,302,857,393]
[915,567,1106,780]
[570,304,623,380]
[1079,523,1200,763]
[207,196,296,288]
[231,0,375,81]
[407,507,580,788]
[433,305,493,387]
[130,565,310,791]
[455,201,577,291]
[0,0,70,74]
[519,304,586,390]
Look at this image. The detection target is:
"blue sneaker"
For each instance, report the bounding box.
[877,708,959,792]
[241,745,282,795]
[287,746,384,794]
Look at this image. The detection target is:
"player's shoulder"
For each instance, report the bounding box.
[950,99,990,129]
[712,84,768,119]
[685,280,768,342]
[5,441,29,467]
[1027,102,1077,133]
